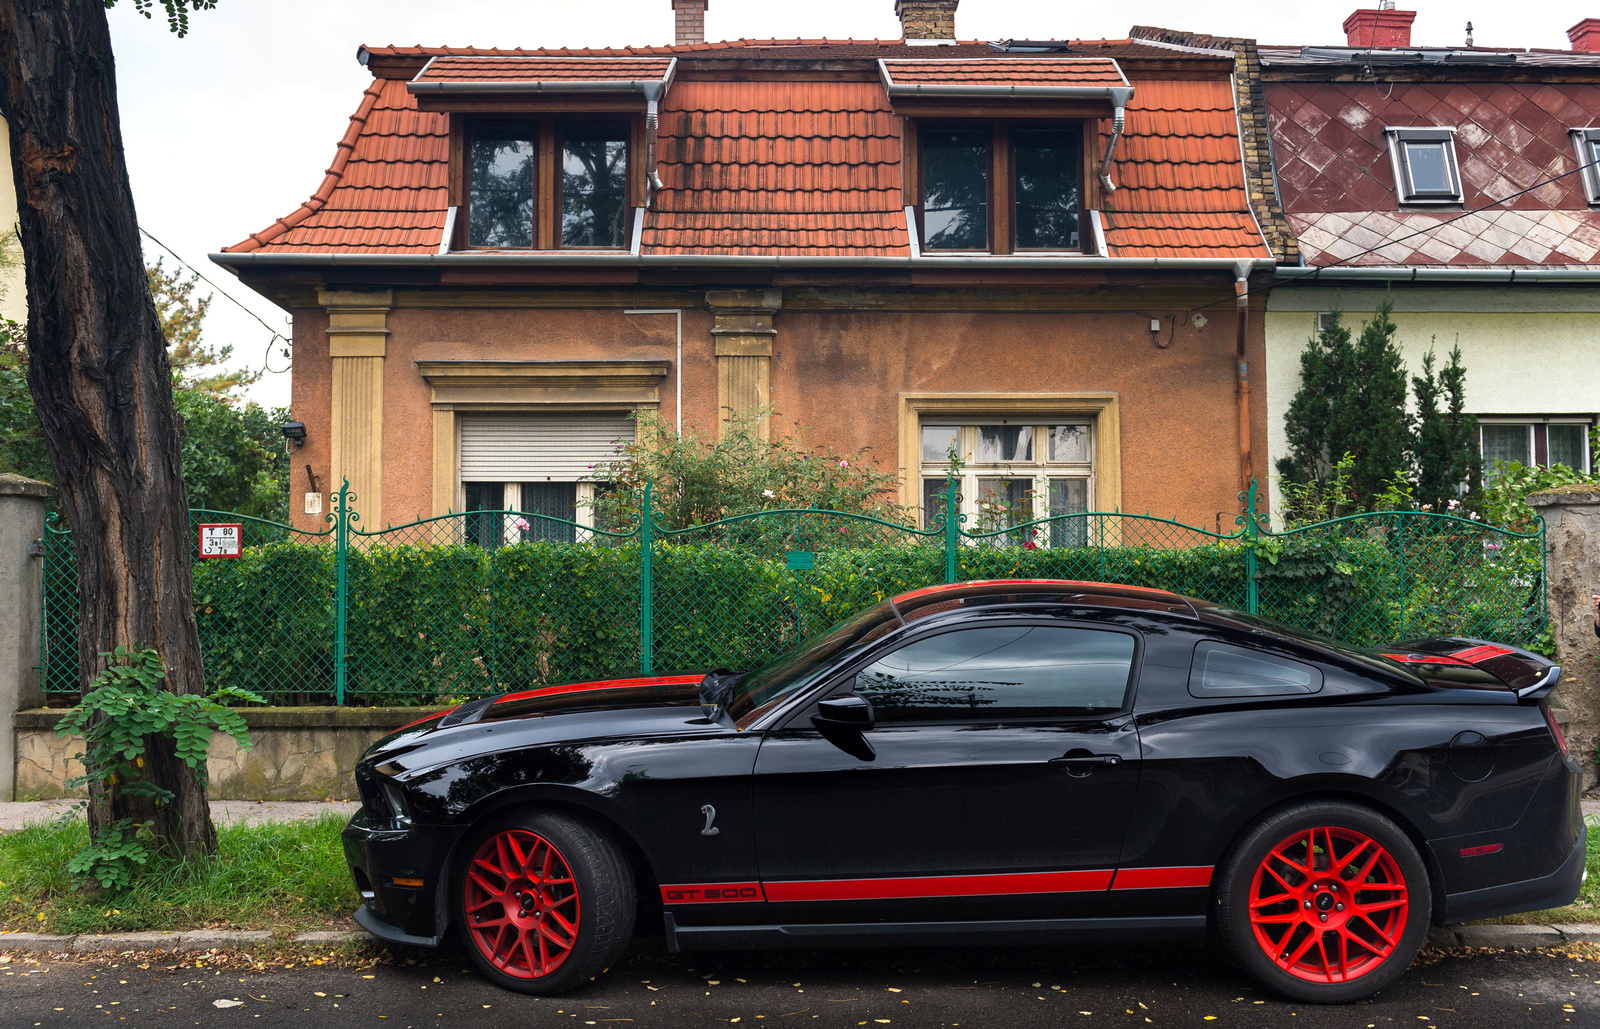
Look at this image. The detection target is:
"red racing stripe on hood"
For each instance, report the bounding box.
[493,674,703,706]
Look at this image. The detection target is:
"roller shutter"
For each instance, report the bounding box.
[458,413,635,481]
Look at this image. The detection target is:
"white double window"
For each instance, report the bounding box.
[918,420,1094,545]
[1480,420,1592,477]
[458,413,634,544]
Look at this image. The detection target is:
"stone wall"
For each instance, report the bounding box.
[1529,485,1600,790]
[12,706,446,801]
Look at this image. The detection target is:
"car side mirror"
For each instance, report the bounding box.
[812,694,875,733]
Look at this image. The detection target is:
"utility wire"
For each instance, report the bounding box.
[139,226,292,374]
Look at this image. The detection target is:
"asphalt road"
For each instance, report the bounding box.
[3,938,1596,1029]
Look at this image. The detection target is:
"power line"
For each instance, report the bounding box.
[139,226,291,374]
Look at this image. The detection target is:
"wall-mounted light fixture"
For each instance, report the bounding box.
[281,420,307,448]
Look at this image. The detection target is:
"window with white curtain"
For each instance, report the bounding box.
[918,420,1093,546]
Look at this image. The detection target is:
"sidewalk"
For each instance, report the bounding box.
[0,799,359,833]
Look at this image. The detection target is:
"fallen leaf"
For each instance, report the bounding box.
[212,1000,243,1009]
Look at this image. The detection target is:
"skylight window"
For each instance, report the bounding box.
[1572,128,1600,206]
[1385,128,1461,205]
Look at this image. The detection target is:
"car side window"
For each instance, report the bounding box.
[1188,641,1322,698]
[850,625,1136,723]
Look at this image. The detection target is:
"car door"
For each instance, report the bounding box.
[751,618,1144,925]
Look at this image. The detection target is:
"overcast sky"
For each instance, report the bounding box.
[105,0,1599,411]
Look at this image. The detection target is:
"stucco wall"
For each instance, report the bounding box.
[0,116,24,323]
[285,286,1271,532]
[1265,285,1600,520]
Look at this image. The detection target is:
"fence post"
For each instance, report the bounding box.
[639,481,654,673]
[332,480,352,705]
[943,478,958,584]
[1395,512,1407,640]
[1243,478,1260,615]
[1527,485,1600,790]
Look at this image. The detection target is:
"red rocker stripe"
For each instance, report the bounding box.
[1110,865,1214,890]
[659,882,766,904]
[764,870,1115,902]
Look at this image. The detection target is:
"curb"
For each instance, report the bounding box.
[0,929,369,953]
[1430,923,1599,949]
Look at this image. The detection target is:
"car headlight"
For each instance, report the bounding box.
[381,781,412,827]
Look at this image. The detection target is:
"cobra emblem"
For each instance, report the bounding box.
[700,804,720,836]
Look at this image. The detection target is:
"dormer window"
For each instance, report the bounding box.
[917,121,1085,254]
[1386,127,1461,205]
[464,120,632,250]
[1571,128,1600,206]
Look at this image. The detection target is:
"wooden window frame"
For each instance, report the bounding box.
[456,116,640,251]
[914,119,1093,256]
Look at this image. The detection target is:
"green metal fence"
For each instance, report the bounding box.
[39,479,1547,705]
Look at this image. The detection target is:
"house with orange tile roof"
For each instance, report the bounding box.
[1135,8,1600,520]
[213,0,1278,537]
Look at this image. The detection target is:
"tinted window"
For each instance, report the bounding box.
[1188,641,1322,698]
[561,127,628,247]
[469,134,536,246]
[1013,128,1080,249]
[853,625,1135,722]
[922,129,989,250]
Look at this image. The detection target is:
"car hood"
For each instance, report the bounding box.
[362,674,707,763]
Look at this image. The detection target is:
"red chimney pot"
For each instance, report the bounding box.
[1343,7,1417,49]
[1570,18,1600,51]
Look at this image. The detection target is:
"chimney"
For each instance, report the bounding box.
[1570,18,1600,51]
[895,0,958,42]
[672,0,706,47]
[1343,5,1417,48]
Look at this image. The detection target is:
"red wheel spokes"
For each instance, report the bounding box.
[1247,825,1409,984]
[463,829,582,980]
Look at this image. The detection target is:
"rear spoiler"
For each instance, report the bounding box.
[1379,637,1560,701]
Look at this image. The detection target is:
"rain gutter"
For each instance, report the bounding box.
[1279,266,1600,283]
[212,252,1276,272]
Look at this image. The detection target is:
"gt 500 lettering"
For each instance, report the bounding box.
[660,882,765,904]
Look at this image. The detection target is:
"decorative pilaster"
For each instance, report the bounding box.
[319,289,392,526]
[706,288,781,439]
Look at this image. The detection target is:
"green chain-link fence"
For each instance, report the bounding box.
[40,479,1546,704]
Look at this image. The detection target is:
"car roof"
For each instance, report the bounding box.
[892,579,1197,617]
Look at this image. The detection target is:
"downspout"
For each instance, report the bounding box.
[645,97,664,204]
[1233,260,1253,495]
[1098,87,1134,192]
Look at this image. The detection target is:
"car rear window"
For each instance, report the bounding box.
[1188,641,1323,698]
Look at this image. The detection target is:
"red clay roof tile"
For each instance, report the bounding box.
[412,56,674,83]
[880,58,1127,87]
[225,42,1266,261]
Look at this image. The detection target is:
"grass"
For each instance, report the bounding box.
[0,814,355,936]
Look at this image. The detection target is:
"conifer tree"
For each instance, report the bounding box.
[1412,342,1479,513]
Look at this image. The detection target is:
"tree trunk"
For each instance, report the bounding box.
[0,0,214,856]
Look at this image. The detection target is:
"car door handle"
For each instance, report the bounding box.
[1048,754,1122,770]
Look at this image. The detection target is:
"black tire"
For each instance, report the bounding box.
[1215,800,1431,1004]
[453,810,635,995]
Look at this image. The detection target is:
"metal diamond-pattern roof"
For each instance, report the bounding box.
[1265,79,1600,266]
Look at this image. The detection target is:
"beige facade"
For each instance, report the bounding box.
[1264,285,1600,520]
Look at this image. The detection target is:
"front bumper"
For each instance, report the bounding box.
[341,808,461,946]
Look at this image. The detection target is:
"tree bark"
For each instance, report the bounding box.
[0,0,214,855]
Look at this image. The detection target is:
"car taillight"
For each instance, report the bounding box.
[1545,706,1570,757]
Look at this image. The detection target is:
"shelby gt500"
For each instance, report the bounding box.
[342,579,1582,1002]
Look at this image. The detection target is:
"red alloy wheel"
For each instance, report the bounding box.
[1247,825,1410,984]
[463,829,582,980]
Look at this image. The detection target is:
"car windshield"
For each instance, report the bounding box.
[727,600,902,724]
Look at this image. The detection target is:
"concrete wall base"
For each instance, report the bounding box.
[12,706,446,801]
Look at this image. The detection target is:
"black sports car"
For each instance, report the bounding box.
[342,579,1582,1003]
